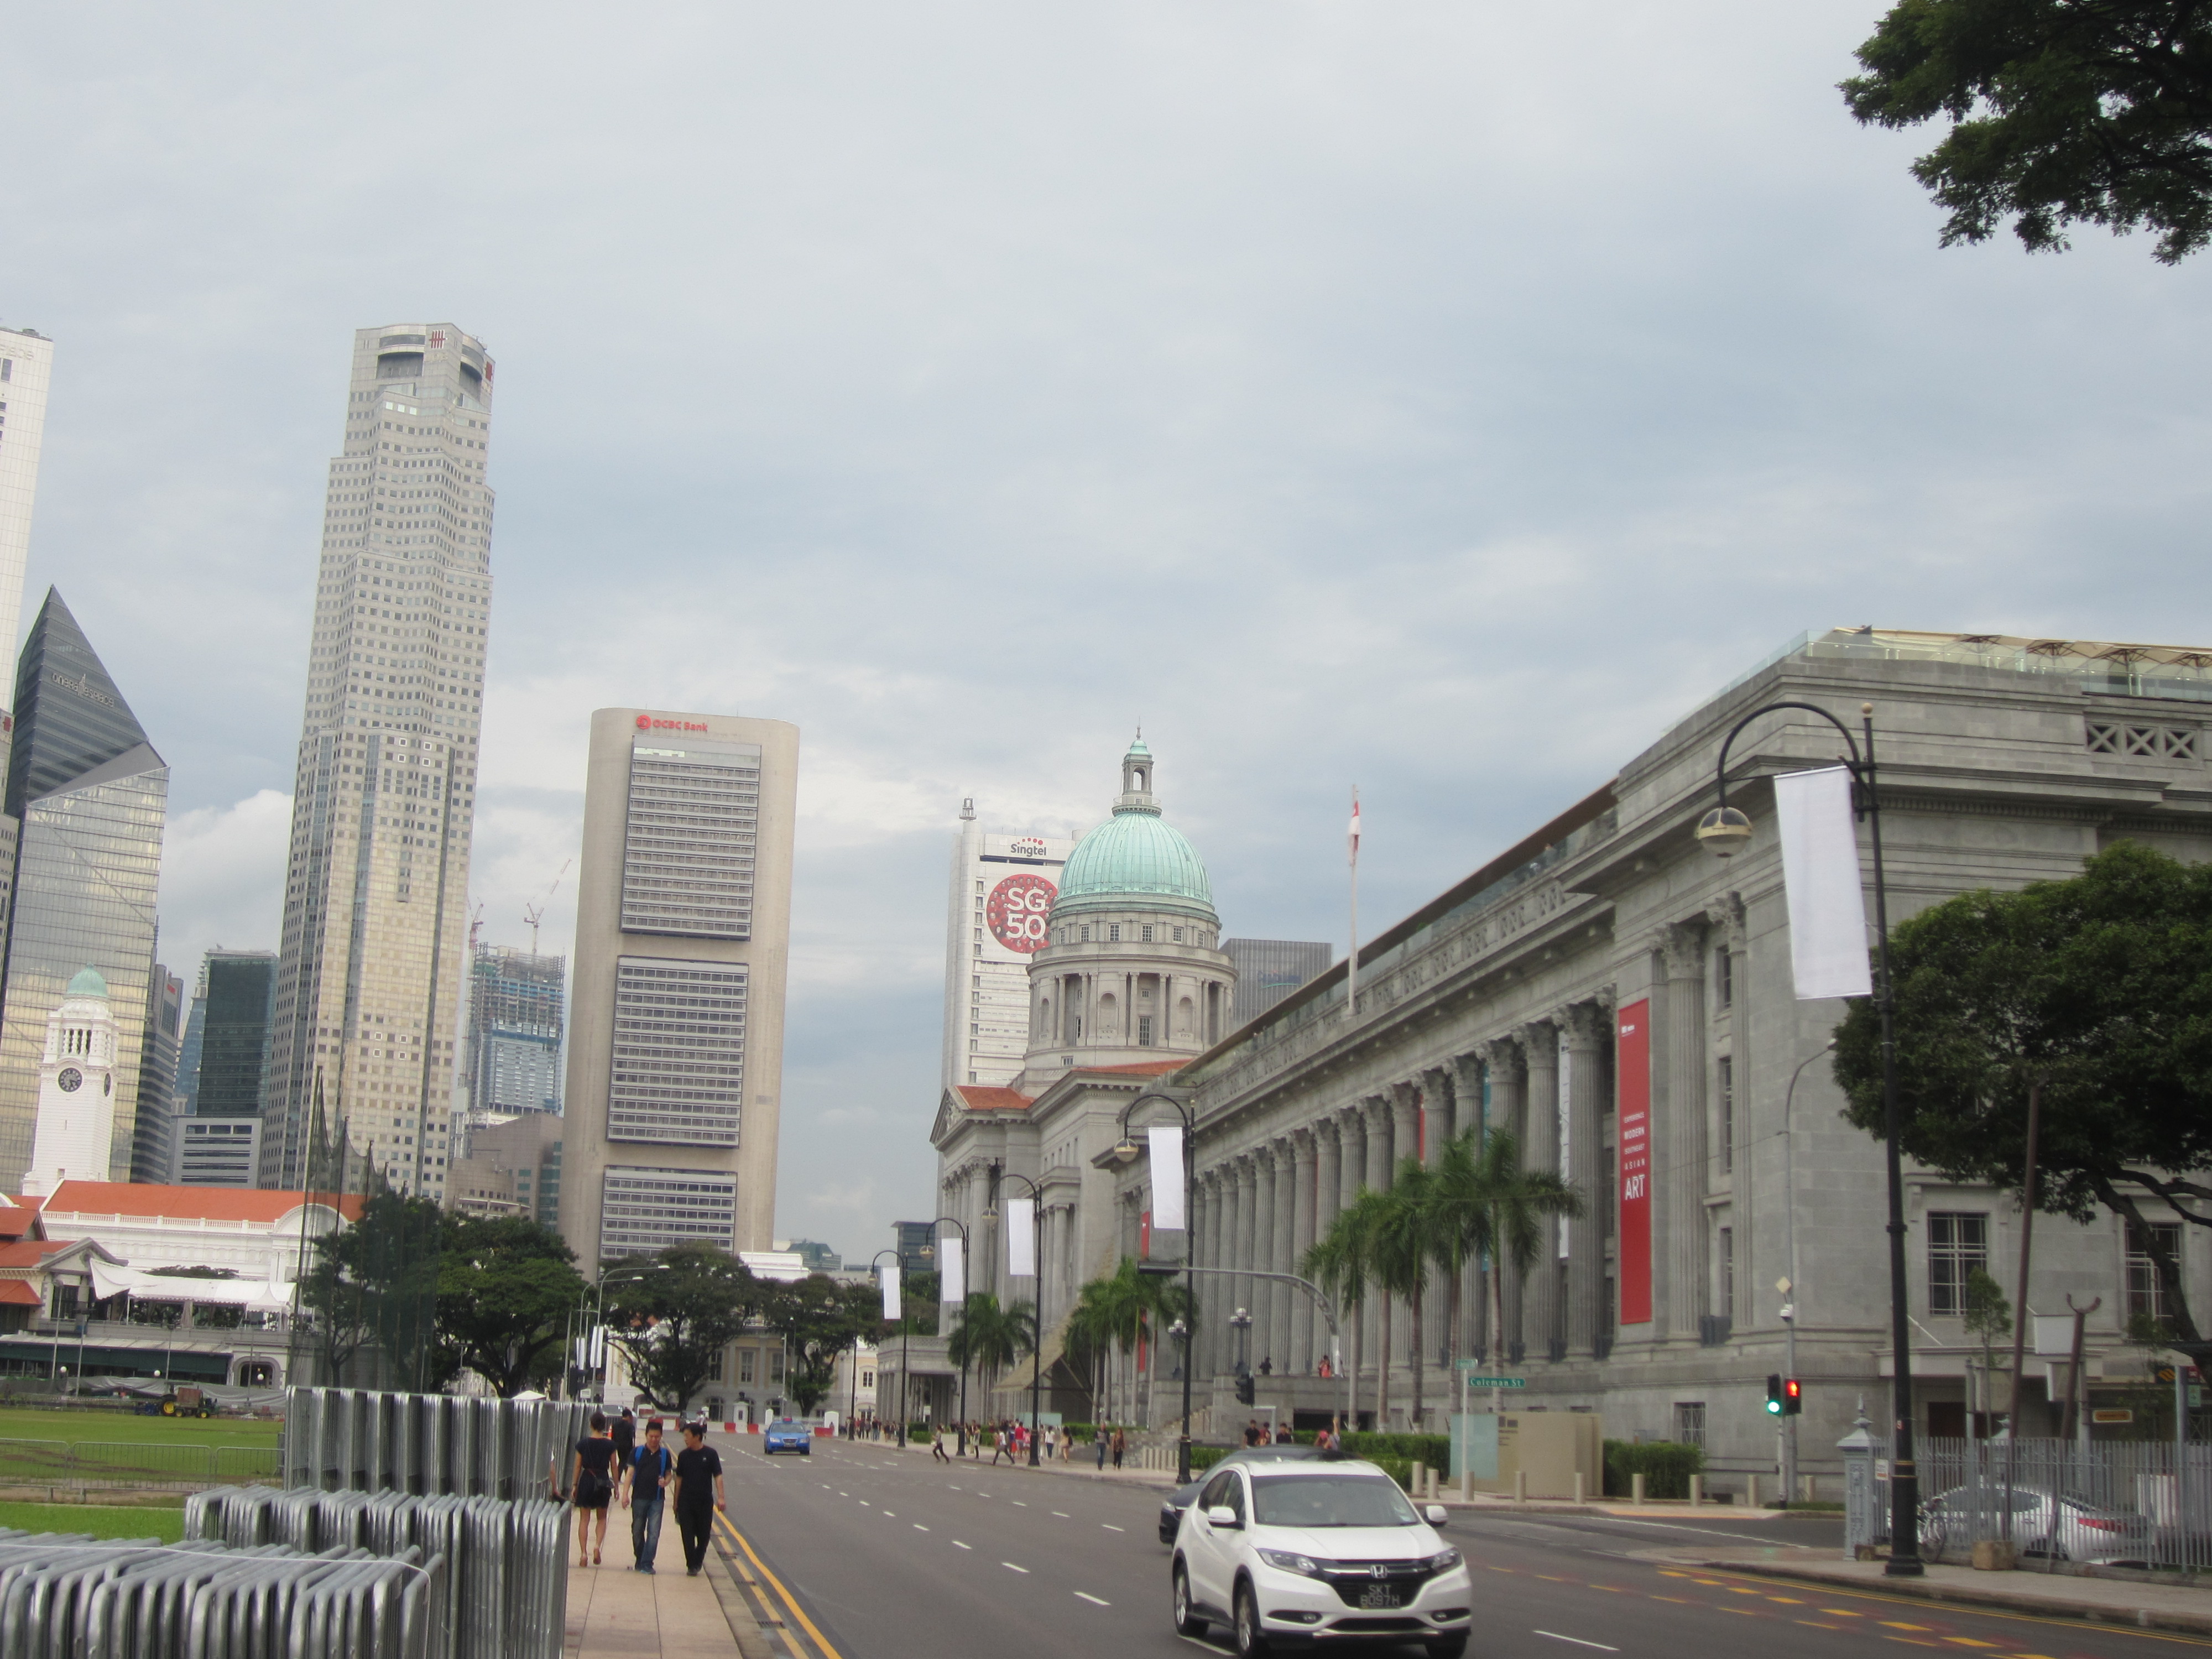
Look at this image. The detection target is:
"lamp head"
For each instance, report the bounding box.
[1694,805,1754,859]
[982,1205,999,1225]
[1112,1138,1140,1165]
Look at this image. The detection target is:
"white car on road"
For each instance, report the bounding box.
[1171,1457,1472,1657]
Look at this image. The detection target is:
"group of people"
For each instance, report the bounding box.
[1243,1417,1344,1450]
[562,1406,728,1577]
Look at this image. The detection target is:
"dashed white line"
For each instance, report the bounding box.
[1011,1500,1027,1507]
[883,1511,896,1517]
[1535,1635,1617,1652]
[1101,1524,1125,1532]
[914,1524,930,1531]
[1074,1592,1110,1606]
[1003,1562,1030,1574]
[953,1541,973,1551]
[1051,1511,1070,1519]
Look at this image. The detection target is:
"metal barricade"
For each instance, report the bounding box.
[281,1387,585,1499]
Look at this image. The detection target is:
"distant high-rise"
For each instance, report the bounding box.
[192,950,276,1118]
[557,709,797,1265]
[940,802,1076,1091]
[259,325,498,1199]
[0,327,55,664]
[465,945,564,1121]
[0,591,168,1190]
[1223,938,1333,1029]
[127,963,184,1183]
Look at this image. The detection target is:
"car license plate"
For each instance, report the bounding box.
[1360,1586,1401,1609]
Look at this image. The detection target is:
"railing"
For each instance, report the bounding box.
[0,1436,281,1491]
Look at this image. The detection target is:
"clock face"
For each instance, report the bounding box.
[985,874,1057,953]
[57,1067,82,1093]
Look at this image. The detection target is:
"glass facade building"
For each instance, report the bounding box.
[127,963,183,1183]
[463,944,564,1120]
[194,950,276,1118]
[1223,938,1333,1029]
[0,588,168,1191]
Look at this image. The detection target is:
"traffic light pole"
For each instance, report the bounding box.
[1141,1263,1351,1441]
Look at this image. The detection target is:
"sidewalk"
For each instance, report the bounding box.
[565,1551,747,1657]
[1681,1543,2212,1637]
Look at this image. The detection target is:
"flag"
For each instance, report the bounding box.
[880,1261,901,1321]
[1773,765,1874,1000]
[1149,1125,1187,1230]
[1006,1197,1036,1277]
[1348,789,1361,867]
[938,1235,964,1305]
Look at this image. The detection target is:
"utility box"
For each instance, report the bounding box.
[1451,1412,1602,1499]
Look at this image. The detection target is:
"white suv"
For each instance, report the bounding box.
[1171,1457,1472,1657]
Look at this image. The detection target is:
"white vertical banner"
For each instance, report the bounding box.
[1773,765,1875,1000]
[1149,1126,1187,1231]
[939,1235,964,1305]
[880,1262,902,1321]
[1006,1197,1036,1277]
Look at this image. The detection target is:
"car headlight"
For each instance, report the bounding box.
[1425,1548,1463,1572]
[1258,1549,1325,1577]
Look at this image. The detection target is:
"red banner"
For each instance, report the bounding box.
[1616,999,1653,1326]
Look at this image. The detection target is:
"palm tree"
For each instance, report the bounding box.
[1370,1159,1453,1431]
[1434,1127,1582,1379]
[1068,1258,1188,1426]
[1303,1188,1387,1430]
[946,1292,1036,1402]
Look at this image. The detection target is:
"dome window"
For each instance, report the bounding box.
[1108,924,1121,942]
[1172,927,1184,943]
[1079,925,1091,943]
[1141,925,1155,942]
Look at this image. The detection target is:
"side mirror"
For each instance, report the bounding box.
[1206,1505,1240,1529]
[1424,1504,1449,1526]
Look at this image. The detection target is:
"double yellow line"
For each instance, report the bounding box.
[716,1511,846,1659]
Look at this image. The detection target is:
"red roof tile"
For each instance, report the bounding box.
[953,1086,1034,1112]
[0,1280,39,1306]
[37,1182,364,1224]
[1081,1061,1187,1077]
[0,1241,51,1269]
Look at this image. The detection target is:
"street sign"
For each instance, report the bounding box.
[1455,1372,1526,1388]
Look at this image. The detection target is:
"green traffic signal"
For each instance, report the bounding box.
[1765,1373,1784,1416]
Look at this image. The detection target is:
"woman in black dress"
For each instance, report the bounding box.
[565,1411,618,1567]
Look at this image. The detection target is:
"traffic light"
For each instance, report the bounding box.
[1236,1374,1256,1405]
[1783,1377,1803,1416]
[1765,1374,1784,1416]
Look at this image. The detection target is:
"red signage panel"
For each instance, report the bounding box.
[1617,999,1653,1326]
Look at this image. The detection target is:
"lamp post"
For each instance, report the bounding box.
[584,1261,670,1402]
[1112,1089,1199,1483]
[984,1172,1047,1467]
[870,1250,911,1447]
[929,1215,973,1457]
[1698,698,1921,1576]
[1777,1038,1835,1511]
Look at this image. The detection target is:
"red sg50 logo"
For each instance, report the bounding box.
[985,874,1057,953]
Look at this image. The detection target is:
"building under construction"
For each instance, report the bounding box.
[463,945,565,1124]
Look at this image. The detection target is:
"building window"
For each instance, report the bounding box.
[1718,1226,1734,1316]
[1079,925,1091,943]
[1172,927,1184,943]
[1108,924,1121,942]
[1927,1212,1989,1315]
[1141,925,1155,942]
[1716,946,1733,1008]
[1674,1402,1707,1448]
[770,1349,785,1380]
[1716,1056,1734,1175]
[1137,1014,1155,1047]
[739,1349,756,1383]
[2128,1221,2183,1322]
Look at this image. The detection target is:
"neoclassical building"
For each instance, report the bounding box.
[930,633,2212,1480]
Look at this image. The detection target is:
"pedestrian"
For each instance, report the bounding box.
[562,1410,617,1568]
[932,1423,950,1464]
[992,1425,1008,1465]
[1244,1418,1263,1447]
[622,1420,673,1573]
[1111,1428,1126,1469]
[1043,1423,1056,1460]
[670,1422,726,1578]
[610,1407,637,1474]
[1275,1422,1292,1444]
[1094,1428,1108,1469]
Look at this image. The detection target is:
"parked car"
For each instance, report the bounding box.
[1160,1445,1328,1543]
[1171,1457,1470,1658]
[1921,1483,2151,1566]
[763,1418,815,1456]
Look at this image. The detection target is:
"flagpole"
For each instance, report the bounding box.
[1347,787,1360,1019]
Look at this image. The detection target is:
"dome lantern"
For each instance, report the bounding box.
[1053,735,1217,926]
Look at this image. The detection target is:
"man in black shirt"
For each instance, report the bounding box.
[671,1422,727,1576]
[610,1408,637,1470]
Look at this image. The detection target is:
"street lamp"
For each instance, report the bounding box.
[1700,698,1922,1577]
[580,1261,670,1403]
[871,1250,911,1448]
[930,1215,973,1457]
[1112,1089,1199,1483]
[1778,1037,1835,1511]
[984,1171,1047,1467]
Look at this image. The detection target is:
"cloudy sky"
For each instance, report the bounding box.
[6,3,2207,1264]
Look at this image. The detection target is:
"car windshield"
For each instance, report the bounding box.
[1252,1474,1420,1528]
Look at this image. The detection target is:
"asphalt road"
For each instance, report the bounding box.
[710,1437,2212,1659]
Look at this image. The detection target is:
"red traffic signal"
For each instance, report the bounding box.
[1783,1377,1803,1416]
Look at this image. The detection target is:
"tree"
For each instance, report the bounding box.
[1432,1128,1583,1381]
[1842,1,2212,263]
[300,1191,445,1390]
[605,1245,761,1411]
[1305,1188,1387,1426]
[759,1274,879,1416]
[946,1292,1037,1399]
[1832,841,2212,1342]
[1962,1266,2014,1420]
[1370,1161,1453,1431]
[434,1214,586,1398]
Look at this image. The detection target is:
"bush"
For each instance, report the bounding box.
[1062,1422,1095,1443]
[1341,1432,1452,1469]
[1367,1455,1415,1491]
[1190,1446,1231,1474]
[1603,1439,1703,1499]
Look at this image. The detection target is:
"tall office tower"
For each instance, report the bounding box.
[464,944,565,1123]
[127,962,184,1183]
[0,326,55,665]
[0,591,168,1191]
[259,325,497,1199]
[1222,938,1333,1028]
[191,949,277,1117]
[940,801,1075,1091]
[558,709,797,1266]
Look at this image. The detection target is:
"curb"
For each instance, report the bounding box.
[1698,1559,2212,1638]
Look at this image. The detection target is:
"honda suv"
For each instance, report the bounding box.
[1171,1459,1470,1656]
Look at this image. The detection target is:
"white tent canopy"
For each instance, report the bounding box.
[86,1258,294,1315]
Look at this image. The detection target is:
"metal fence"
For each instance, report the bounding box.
[0,1436,281,1491]
[1844,1433,2212,1572]
[281,1386,587,1499]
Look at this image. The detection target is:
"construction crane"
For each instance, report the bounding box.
[466,901,485,951]
[523,859,572,957]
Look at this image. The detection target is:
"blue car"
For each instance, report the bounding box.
[763,1418,813,1455]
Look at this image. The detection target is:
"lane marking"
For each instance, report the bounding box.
[953,1541,972,1550]
[1699,1569,2212,1646]
[914,1524,929,1531]
[1012,1501,1027,1507]
[716,1514,844,1659]
[1003,1562,1030,1573]
[1053,1512,1071,1519]
[1882,1623,1934,1631]
[881,1511,895,1518]
[1102,1524,1124,1532]
[1076,1592,1110,1606]
[1798,1623,1846,1632]
[1535,1633,1618,1651]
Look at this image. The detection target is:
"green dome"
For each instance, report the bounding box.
[1056,811,1216,922]
[66,966,107,999]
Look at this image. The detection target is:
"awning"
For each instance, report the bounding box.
[86,1259,294,1314]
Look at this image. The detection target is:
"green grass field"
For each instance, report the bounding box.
[0,1405,281,1444]
[0,1500,186,1541]
[0,1404,283,1486]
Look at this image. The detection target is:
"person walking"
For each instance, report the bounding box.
[1110,1427,1126,1470]
[609,1407,637,1475]
[1094,1428,1108,1469]
[670,1423,726,1578]
[562,1410,617,1567]
[991,1425,1008,1466]
[931,1423,950,1464]
[622,1420,673,1573]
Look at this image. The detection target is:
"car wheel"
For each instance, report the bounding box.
[1234,1579,1270,1657]
[1427,1636,1469,1659]
[1173,1562,1207,1637]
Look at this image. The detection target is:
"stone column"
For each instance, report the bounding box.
[1484,1041,1526,1361]
[1661,922,1709,1339]
[1364,1096,1397,1417]
[1450,1052,1489,1361]
[1269,1136,1297,1375]
[1232,1156,1257,1376]
[1521,1020,1563,1363]
[1708,894,1749,1329]
[1251,1146,1278,1370]
[1290,1128,1318,1373]
[1314,1119,1344,1371]
[1418,1067,1453,1372]
[1563,1000,1611,1359]
[1202,1171,1224,1379]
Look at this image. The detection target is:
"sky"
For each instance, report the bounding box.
[4,3,2208,1266]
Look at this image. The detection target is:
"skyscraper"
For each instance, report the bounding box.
[191,949,276,1118]
[258,325,498,1199]
[463,944,565,1123]
[127,962,184,1183]
[0,326,55,664]
[940,802,1075,1091]
[0,591,168,1191]
[558,709,797,1265]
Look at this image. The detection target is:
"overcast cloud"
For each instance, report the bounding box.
[5,3,2208,1264]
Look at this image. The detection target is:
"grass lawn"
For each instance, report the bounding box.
[0,1404,282,1486]
[0,1500,186,1541]
[0,1404,280,1444]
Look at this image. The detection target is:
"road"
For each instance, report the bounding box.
[707,1436,2212,1659]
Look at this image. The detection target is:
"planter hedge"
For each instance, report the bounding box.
[1602,1439,1703,1499]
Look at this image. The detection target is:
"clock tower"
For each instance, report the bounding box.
[22,966,120,1197]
